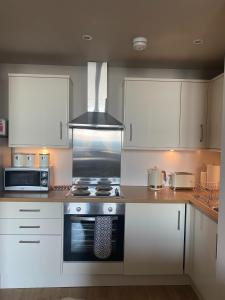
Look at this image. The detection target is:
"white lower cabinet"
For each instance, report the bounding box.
[0,202,63,288]
[124,203,185,275]
[186,205,218,300]
[0,235,62,288]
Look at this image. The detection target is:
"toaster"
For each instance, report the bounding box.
[170,172,195,190]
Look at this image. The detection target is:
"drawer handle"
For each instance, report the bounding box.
[60,121,63,140]
[19,209,40,212]
[19,226,40,229]
[216,233,218,259]
[129,123,133,141]
[19,240,40,244]
[200,124,204,142]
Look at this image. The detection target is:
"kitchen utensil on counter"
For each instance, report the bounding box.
[39,153,50,168]
[169,172,195,190]
[200,171,207,188]
[148,167,166,190]
[24,153,35,167]
[13,153,25,167]
[206,164,220,190]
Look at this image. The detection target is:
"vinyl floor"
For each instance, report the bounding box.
[0,285,199,300]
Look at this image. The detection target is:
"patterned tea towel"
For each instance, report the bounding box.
[94,216,112,259]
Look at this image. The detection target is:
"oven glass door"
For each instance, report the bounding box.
[5,170,41,188]
[64,215,124,261]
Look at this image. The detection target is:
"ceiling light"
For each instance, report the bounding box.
[133,37,148,51]
[82,34,93,41]
[193,39,204,45]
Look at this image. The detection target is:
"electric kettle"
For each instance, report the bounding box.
[148,167,166,190]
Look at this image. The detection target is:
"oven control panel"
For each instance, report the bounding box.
[64,202,125,215]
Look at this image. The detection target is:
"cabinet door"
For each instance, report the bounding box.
[180,82,208,148]
[124,203,185,275]
[0,235,62,288]
[40,77,69,147]
[188,207,218,300]
[9,75,69,147]
[123,80,181,149]
[207,75,224,149]
[9,76,45,146]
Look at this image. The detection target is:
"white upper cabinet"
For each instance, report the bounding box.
[123,78,210,149]
[207,74,224,149]
[9,74,71,147]
[123,79,181,149]
[124,203,185,275]
[180,81,208,148]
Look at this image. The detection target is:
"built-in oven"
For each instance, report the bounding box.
[64,203,124,261]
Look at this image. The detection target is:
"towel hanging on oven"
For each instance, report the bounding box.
[94,216,112,259]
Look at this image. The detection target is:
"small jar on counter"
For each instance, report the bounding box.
[39,153,50,168]
[13,153,25,167]
[24,153,36,168]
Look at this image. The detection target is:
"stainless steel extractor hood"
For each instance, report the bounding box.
[69,62,124,129]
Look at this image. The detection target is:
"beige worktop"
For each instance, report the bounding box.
[0,186,218,222]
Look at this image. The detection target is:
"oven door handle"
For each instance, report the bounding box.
[70,216,118,222]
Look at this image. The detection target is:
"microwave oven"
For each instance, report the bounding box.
[4,167,51,191]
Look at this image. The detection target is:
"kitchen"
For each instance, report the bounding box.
[0,1,225,300]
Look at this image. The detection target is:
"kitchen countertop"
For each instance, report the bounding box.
[0,186,218,222]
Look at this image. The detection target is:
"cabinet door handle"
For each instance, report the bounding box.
[19,226,40,229]
[216,233,218,259]
[129,123,133,141]
[19,240,40,244]
[177,210,181,230]
[19,209,40,212]
[200,124,204,142]
[60,121,63,140]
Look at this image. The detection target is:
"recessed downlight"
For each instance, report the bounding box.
[193,38,204,45]
[133,37,148,51]
[82,34,93,41]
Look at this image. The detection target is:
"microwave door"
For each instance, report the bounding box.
[4,170,41,191]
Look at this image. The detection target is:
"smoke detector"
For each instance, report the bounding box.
[82,34,93,41]
[133,37,148,51]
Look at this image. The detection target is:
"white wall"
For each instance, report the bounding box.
[0,63,221,186]
[121,150,220,186]
[13,147,220,186]
[13,147,72,185]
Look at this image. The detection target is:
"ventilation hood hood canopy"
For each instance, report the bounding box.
[69,62,124,129]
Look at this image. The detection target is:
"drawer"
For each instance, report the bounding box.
[0,202,63,219]
[0,235,61,288]
[0,218,62,235]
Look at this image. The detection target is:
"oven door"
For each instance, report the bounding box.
[4,169,42,191]
[64,214,124,261]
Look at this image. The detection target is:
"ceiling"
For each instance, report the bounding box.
[0,0,225,69]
